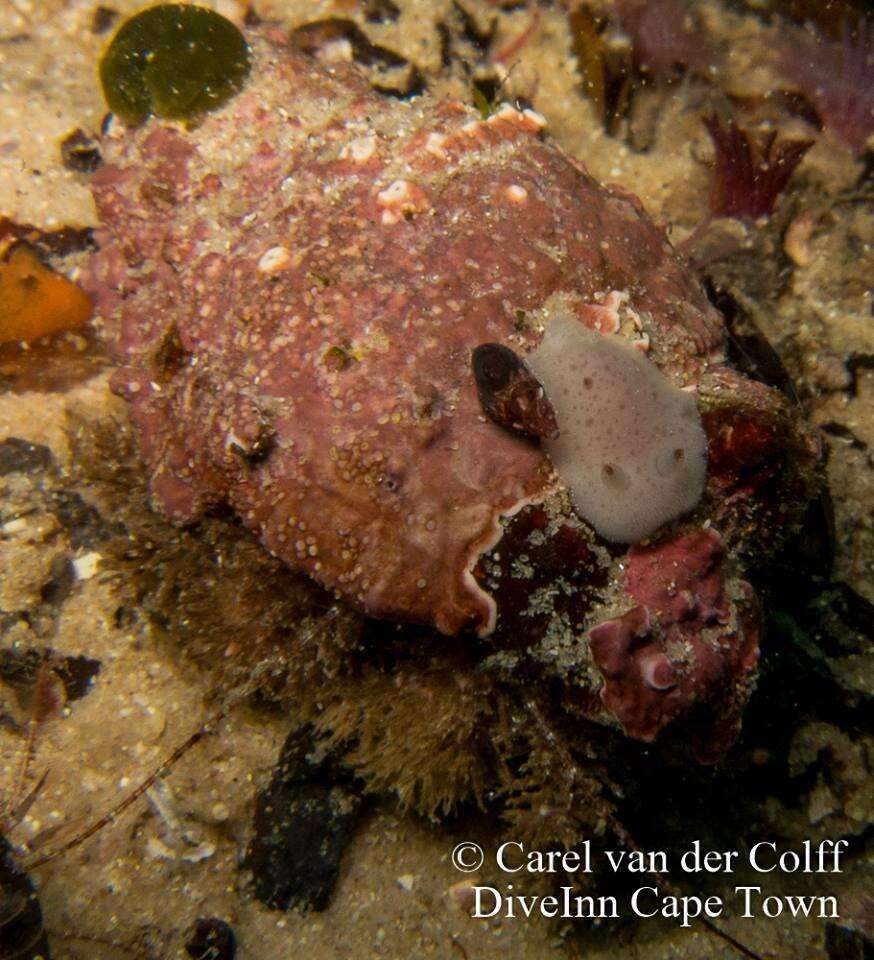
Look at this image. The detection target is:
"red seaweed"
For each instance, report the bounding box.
[703,114,813,218]
[779,17,874,154]
[614,0,715,75]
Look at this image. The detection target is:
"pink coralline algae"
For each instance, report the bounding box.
[84,29,820,757]
[589,529,759,760]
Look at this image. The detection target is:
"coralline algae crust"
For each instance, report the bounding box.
[83,26,821,753]
[86,30,725,638]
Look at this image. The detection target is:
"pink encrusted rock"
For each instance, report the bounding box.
[83,29,819,755]
[589,530,759,759]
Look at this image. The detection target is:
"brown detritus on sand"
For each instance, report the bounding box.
[245,726,362,912]
[60,128,102,174]
[0,436,52,475]
[185,918,236,960]
[0,217,94,261]
[289,16,422,96]
[0,647,100,712]
[363,0,401,26]
[0,335,109,395]
[90,6,119,35]
[290,16,408,70]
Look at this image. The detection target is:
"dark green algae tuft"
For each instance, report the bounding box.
[99,4,251,124]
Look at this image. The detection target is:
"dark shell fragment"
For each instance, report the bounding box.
[0,835,50,960]
[60,128,103,173]
[0,438,53,476]
[185,917,236,960]
[472,342,558,442]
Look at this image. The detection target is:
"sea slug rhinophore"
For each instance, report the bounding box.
[83,24,820,758]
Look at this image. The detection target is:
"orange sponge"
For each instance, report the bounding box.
[0,244,92,345]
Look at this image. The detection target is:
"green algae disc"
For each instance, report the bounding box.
[99,4,251,124]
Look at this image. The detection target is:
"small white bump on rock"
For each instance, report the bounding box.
[505,184,528,204]
[377,179,413,206]
[397,874,416,893]
[424,131,448,157]
[318,38,353,63]
[340,135,377,163]
[1,517,28,535]
[488,103,521,123]
[258,246,294,274]
[72,551,102,580]
[523,108,547,129]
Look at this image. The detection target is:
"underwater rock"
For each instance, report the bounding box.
[245,727,361,912]
[589,529,759,759]
[83,27,821,756]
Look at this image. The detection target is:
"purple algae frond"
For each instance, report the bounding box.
[614,0,714,75]
[779,17,874,154]
[703,114,813,219]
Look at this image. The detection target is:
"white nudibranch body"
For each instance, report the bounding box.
[526,317,708,543]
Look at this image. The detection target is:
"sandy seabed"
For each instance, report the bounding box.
[0,1,871,958]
